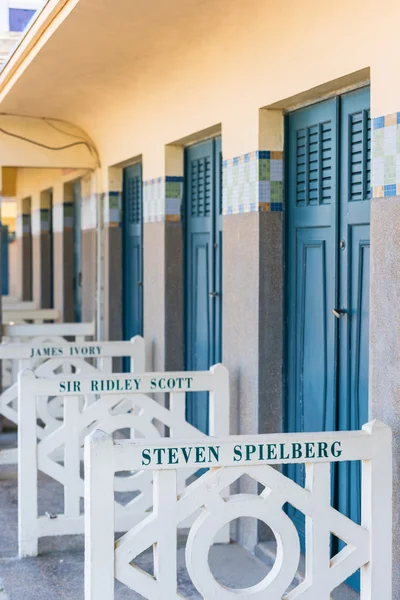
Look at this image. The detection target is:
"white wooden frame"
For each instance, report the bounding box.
[1,301,37,310]
[85,421,392,600]
[18,365,230,558]
[2,296,22,304]
[3,322,95,339]
[1,321,95,388]
[3,308,60,324]
[0,337,145,466]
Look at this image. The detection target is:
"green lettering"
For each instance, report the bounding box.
[150,378,157,390]
[181,447,193,463]
[168,448,179,464]
[167,378,176,390]
[279,443,290,460]
[59,381,66,392]
[331,441,342,458]
[245,444,257,461]
[158,378,166,390]
[195,446,206,463]
[233,445,242,462]
[154,448,166,465]
[73,381,81,392]
[317,442,329,458]
[258,444,265,460]
[91,380,99,392]
[266,444,277,460]
[292,443,302,459]
[305,442,315,459]
[208,445,220,463]
[133,378,141,390]
[186,377,193,389]
[141,449,151,466]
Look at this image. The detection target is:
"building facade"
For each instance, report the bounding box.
[0,0,398,593]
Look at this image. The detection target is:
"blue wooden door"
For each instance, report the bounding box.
[1,225,9,295]
[48,190,54,309]
[73,181,82,322]
[185,137,222,433]
[122,164,143,345]
[337,87,371,590]
[286,88,370,591]
[286,97,339,540]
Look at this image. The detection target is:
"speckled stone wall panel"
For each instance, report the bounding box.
[369,195,400,596]
[143,221,183,373]
[103,225,122,342]
[53,230,74,322]
[222,210,283,550]
[143,222,166,372]
[81,229,96,324]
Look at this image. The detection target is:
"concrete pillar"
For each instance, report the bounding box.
[103,167,122,342]
[81,174,97,326]
[370,111,400,595]
[53,183,74,322]
[16,197,32,301]
[222,110,284,549]
[143,146,184,372]
[32,189,53,308]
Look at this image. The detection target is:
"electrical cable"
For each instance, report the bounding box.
[0,126,92,152]
[0,112,100,166]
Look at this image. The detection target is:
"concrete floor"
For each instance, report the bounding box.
[0,432,359,599]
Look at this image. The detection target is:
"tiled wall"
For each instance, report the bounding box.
[105,191,121,227]
[372,113,400,198]
[223,150,283,215]
[143,176,183,223]
[31,208,51,235]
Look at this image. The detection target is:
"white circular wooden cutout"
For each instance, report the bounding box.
[186,494,300,598]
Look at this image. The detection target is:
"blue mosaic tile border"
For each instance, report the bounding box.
[372,112,400,198]
[107,190,122,227]
[143,176,183,223]
[223,150,283,214]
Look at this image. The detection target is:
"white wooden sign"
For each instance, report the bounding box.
[1,321,96,388]
[84,421,392,600]
[0,337,145,466]
[18,364,230,558]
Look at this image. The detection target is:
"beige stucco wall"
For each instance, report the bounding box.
[67,0,395,171]
[0,0,397,177]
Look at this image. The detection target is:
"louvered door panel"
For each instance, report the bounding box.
[122,163,143,352]
[185,138,222,433]
[349,107,371,201]
[295,121,334,206]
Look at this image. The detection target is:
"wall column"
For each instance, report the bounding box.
[32,189,52,308]
[222,109,284,549]
[103,167,122,342]
[370,110,400,596]
[81,173,97,326]
[53,183,74,321]
[143,146,184,372]
[16,197,32,301]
